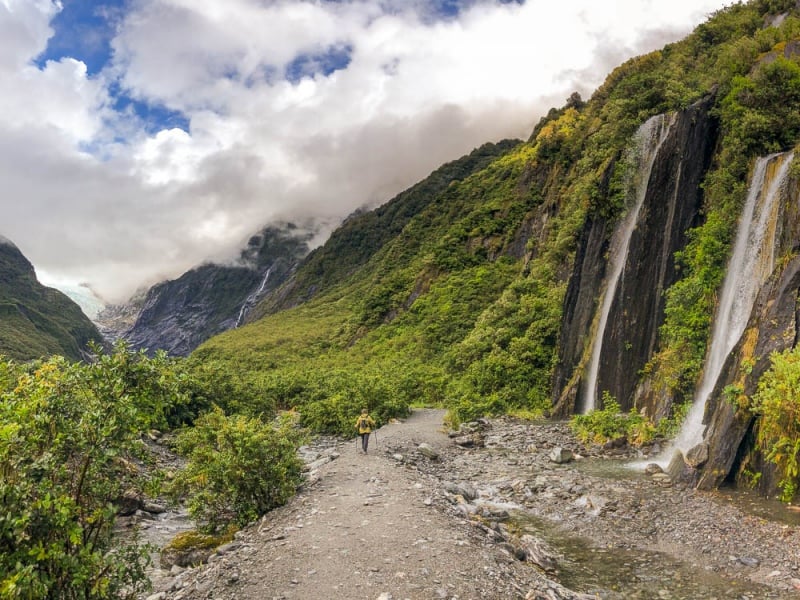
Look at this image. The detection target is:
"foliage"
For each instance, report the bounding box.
[750,346,800,501]
[570,392,656,446]
[0,345,189,599]
[170,408,305,533]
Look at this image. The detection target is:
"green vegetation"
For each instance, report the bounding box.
[570,393,656,446]
[0,347,188,599]
[750,346,800,501]
[0,242,104,362]
[170,408,304,533]
[0,345,308,597]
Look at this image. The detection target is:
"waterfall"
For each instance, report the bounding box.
[580,113,675,413]
[665,151,794,459]
[235,266,273,328]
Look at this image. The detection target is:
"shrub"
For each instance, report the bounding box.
[0,347,185,599]
[570,392,655,446]
[750,346,800,501]
[170,408,305,533]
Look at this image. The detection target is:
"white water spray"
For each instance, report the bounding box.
[581,114,675,413]
[235,266,273,327]
[662,151,794,461]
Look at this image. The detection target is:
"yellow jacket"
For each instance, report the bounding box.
[356,414,375,434]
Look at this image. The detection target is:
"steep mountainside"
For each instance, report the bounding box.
[0,237,104,361]
[123,225,312,356]
[194,1,800,498]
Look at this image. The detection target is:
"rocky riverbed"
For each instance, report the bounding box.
[139,410,800,599]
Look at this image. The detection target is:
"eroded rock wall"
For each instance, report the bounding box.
[553,97,718,414]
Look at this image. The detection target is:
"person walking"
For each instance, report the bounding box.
[355,408,376,453]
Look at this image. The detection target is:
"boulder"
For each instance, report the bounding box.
[549,447,574,464]
[644,463,663,475]
[417,443,440,460]
[685,443,709,468]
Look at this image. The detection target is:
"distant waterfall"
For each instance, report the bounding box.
[666,151,794,458]
[581,113,675,413]
[235,266,272,328]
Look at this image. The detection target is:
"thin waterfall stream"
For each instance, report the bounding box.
[660,151,794,462]
[581,113,675,413]
[235,266,273,327]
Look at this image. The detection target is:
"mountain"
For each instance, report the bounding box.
[0,237,104,361]
[122,225,312,356]
[192,1,800,497]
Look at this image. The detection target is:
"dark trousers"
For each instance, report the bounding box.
[360,432,370,452]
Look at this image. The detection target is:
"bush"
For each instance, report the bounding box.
[751,346,800,501]
[170,408,305,533]
[570,392,655,446]
[0,347,186,599]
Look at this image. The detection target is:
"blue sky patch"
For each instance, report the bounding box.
[285,44,353,84]
[34,0,126,76]
[109,82,190,134]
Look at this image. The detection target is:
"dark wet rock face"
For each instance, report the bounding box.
[553,97,718,415]
[699,255,800,492]
[598,97,717,413]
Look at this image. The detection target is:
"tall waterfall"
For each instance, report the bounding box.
[667,151,794,458]
[235,266,273,328]
[581,113,675,413]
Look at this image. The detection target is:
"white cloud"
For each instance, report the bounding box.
[0,0,733,303]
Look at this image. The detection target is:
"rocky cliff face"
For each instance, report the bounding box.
[696,154,800,493]
[553,97,718,415]
[123,226,311,356]
[0,237,104,361]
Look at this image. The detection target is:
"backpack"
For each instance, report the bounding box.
[358,416,369,430]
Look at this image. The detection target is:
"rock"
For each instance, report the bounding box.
[665,450,697,485]
[216,541,243,555]
[644,463,663,475]
[376,593,393,600]
[515,534,558,572]
[602,436,628,451]
[417,443,439,460]
[143,501,167,514]
[549,447,574,464]
[453,433,485,448]
[145,593,167,600]
[738,556,760,567]
[444,482,478,501]
[117,489,143,516]
[684,443,709,468]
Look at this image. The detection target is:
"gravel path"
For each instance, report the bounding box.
[145,410,800,600]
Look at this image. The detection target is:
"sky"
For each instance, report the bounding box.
[1,0,733,306]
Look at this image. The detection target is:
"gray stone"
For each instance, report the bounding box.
[644,463,664,475]
[549,447,574,464]
[142,501,167,514]
[738,556,761,567]
[417,443,439,460]
[444,482,478,501]
[685,443,709,468]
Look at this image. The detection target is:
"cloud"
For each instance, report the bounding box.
[0,0,732,303]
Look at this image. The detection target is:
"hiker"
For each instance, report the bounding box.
[355,408,375,453]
